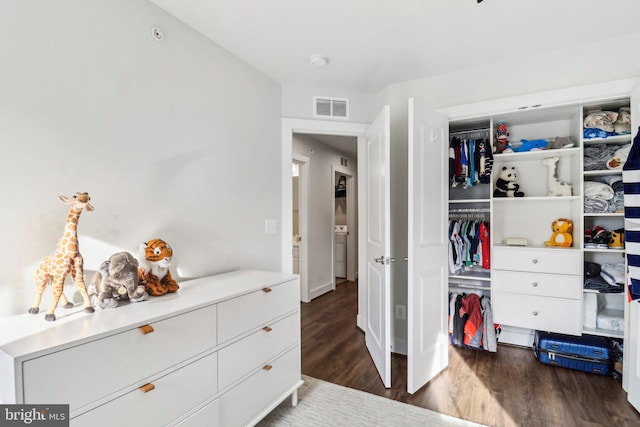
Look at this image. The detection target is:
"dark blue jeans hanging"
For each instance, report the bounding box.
[623,126,640,300]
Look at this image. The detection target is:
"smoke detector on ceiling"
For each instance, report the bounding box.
[309,54,329,68]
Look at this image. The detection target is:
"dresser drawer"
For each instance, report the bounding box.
[492,270,582,299]
[72,352,218,427]
[219,347,300,427]
[24,304,217,411]
[175,399,219,427]
[492,246,581,274]
[218,312,299,390]
[218,279,298,343]
[493,292,582,335]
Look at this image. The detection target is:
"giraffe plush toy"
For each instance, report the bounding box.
[29,192,96,321]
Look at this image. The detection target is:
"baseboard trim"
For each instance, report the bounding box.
[309,280,333,301]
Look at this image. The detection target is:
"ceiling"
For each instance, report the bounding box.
[307,134,357,158]
[147,0,640,156]
[148,0,640,94]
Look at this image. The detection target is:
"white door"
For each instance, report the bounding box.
[407,98,449,394]
[626,86,640,411]
[360,105,392,387]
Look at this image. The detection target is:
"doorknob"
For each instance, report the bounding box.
[374,256,385,264]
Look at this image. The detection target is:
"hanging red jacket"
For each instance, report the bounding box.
[461,293,483,348]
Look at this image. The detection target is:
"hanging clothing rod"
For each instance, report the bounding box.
[450,128,490,138]
[449,208,490,213]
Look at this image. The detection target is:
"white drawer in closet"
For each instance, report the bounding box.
[72,352,218,427]
[219,346,300,427]
[492,270,582,299]
[217,279,298,344]
[492,292,582,335]
[492,246,581,275]
[23,304,217,411]
[218,312,299,390]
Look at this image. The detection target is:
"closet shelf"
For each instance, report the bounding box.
[583,248,625,254]
[449,198,491,204]
[583,212,624,217]
[494,147,580,160]
[582,325,624,340]
[493,244,581,252]
[493,195,581,202]
[583,134,631,145]
[449,272,491,282]
[584,170,623,176]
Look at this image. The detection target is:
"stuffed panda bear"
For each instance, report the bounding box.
[493,166,524,197]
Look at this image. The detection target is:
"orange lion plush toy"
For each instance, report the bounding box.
[544,218,573,247]
[137,238,180,296]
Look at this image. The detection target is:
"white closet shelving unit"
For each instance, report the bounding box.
[447,87,635,347]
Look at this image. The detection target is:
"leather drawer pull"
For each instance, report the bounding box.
[263,364,273,371]
[262,287,272,293]
[138,324,154,335]
[263,326,273,332]
[139,383,155,393]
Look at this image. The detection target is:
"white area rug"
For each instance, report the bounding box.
[257,375,485,427]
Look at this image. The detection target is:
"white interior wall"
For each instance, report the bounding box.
[0,0,282,318]
[292,134,357,299]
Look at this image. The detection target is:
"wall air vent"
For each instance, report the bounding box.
[313,96,349,119]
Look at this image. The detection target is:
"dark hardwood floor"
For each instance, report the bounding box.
[301,281,640,427]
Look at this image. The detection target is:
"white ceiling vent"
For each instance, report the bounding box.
[313,96,349,119]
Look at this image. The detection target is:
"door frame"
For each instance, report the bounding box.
[281,118,368,323]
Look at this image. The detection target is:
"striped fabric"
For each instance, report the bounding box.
[623,127,640,300]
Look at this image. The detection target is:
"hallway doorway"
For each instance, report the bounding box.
[291,131,358,302]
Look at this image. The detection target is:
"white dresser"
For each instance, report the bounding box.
[0,270,302,427]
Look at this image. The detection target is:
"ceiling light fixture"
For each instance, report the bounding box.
[309,54,329,68]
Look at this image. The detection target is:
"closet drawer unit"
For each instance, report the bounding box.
[492,270,582,299]
[72,352,218,427]
[218,279,298,344]
[23,304,217,411]
[493,292,582,335]
[493,246,580,275]
[218,312,299,390]
[219,346,300,427]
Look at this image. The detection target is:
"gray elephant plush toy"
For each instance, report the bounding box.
[89,252,148,309]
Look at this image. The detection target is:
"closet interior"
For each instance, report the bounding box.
[447,93,633,363]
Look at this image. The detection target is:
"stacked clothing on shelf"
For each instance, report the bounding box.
[583,261,624,293]
[584,143,631,171]
[584,175,624,213]
[448,292,499,352]
[448,219,490,274]
[449,137,493,188]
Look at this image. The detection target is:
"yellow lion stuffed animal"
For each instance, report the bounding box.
[544,218,573,247]
[137,238,180,296]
